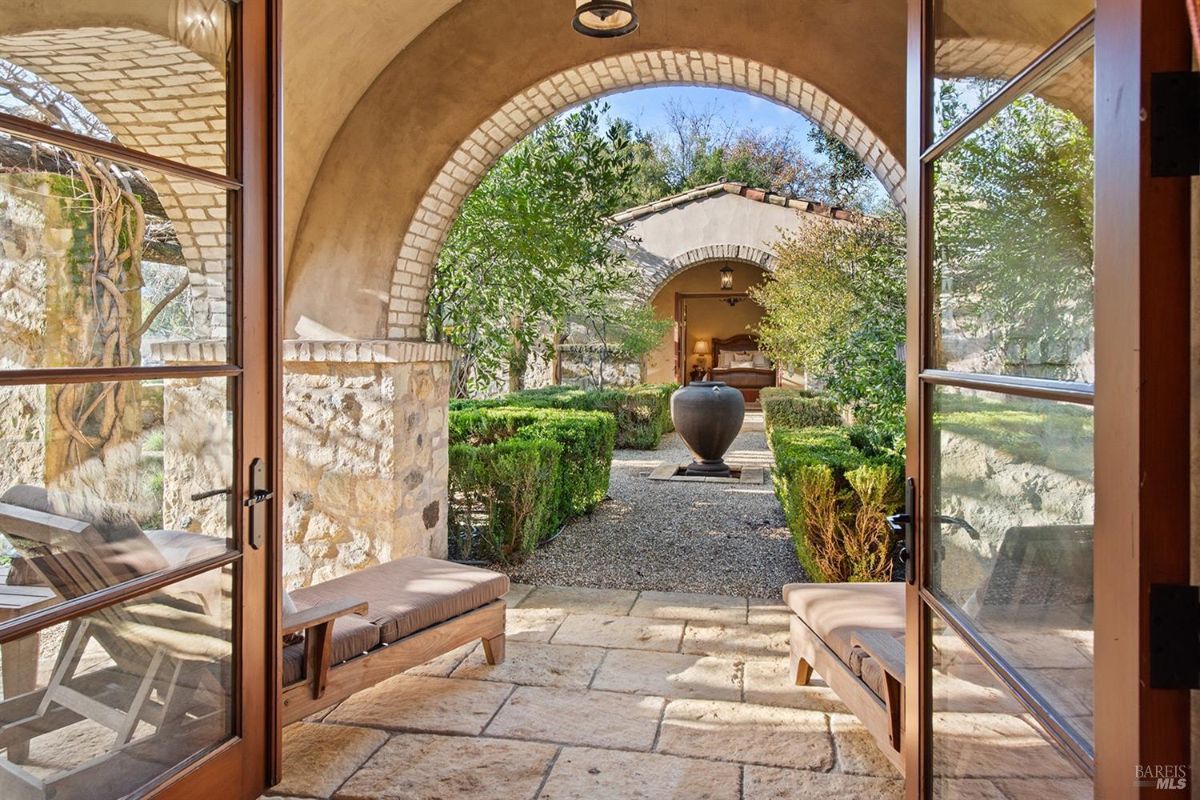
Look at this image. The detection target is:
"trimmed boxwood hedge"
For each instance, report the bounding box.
[769,423,904,583]
[450,406,616,535]
[448,438,561,562]
[451,383,677,449]
[760,387,843,433]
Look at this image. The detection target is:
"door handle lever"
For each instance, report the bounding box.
[243,489,274,508]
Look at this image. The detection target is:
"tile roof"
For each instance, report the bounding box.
[612,181,858,224]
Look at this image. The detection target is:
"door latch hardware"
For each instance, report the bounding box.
[1149,583,1200,689]
[246,458,272,550]
[887,477,917,585]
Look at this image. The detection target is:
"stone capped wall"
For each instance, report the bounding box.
[283,340,455,588]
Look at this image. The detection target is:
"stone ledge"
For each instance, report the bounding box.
[151,339,228,364]
[284,339,458,364]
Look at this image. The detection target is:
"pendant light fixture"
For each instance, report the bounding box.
[573,1,639,38]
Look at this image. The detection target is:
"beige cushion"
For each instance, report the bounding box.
[783,582,905,699]
[289,557,508,645]
[282,614,381,685]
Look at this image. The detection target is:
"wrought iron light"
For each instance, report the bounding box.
[719,265,734,291]
[573,0,639,38]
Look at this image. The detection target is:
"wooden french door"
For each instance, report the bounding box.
[0,1,278,798]
[903,1,1191,797]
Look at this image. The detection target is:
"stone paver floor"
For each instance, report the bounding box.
[270,586,1089,800]
[269,585,900,800]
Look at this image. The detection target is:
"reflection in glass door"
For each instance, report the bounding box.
[908,3,1100,797]
[0,1,275,798]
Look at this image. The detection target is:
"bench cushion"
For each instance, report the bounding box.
[289,557,509,645]
[783,582,905,700]
[282,614,381,686]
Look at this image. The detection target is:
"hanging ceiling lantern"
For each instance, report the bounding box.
[720,265,734,291]
[573,1,639,38]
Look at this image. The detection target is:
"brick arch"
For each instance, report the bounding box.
[0,27,229,337]
[385,50,905,340]
[935,38,1093,124]
[641,244,777,303]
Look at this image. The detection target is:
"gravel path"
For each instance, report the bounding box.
[498,415,805,599]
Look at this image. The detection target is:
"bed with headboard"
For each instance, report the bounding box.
[709,334,777,402]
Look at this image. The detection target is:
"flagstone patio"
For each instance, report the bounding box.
[267,585,1091,800]
[268,584,902,800]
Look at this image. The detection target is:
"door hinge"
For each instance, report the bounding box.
[1149,583,1200,689]
[1150,72,1200,177]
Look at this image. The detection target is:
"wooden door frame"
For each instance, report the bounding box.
[155,0,282,796]
[1092,0,1191,794]
[903,0,1192,796]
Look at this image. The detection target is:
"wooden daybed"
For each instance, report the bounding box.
[784,582,906,774]
[709,334,777,403]
[281,556,508,724]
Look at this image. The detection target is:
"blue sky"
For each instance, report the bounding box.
[595,85,826,162]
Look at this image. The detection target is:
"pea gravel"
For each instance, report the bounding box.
[496,419,806,599]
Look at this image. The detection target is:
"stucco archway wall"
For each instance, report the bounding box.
[285,0,912,342]
[643,244,777,304]
[0,25,229,336]
[382,50,903,340]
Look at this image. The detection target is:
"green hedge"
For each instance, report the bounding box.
[450,406,616,532]
[451,383,677,449]
[448,438,561,562]
[770,424,904,583]
[760,387,843,433]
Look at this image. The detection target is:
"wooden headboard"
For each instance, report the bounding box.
[712,334,761,364]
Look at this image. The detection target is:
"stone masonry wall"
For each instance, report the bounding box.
[282,340,455,589]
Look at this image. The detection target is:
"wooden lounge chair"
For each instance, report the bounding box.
[0,489,232,800]
[280,556,508,725]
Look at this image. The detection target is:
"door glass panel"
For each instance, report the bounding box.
[930,615,1092,797]
[0,0,231,174]
[931,386,1093,744]
[933,0,1093,133]
[932,46,1094,382]
[0,376,234,622]
[0,564,234,799]
[0,131,231,370]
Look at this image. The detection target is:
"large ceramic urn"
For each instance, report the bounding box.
[670,381,745,477]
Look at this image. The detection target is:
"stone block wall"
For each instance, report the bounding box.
[153,340,232,540]
[282,340,455,589]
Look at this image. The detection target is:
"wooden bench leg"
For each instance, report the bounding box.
[793,657,813,686]
[482,633,505,665]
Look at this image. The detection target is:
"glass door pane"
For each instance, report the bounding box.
[0,565,234,800]
[913,3,1099,792]
[930,387,1094,745]
[932,0,1093,134]
[932,46,1094,381]
[0,1,271,796]
[930,615,1092,798]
